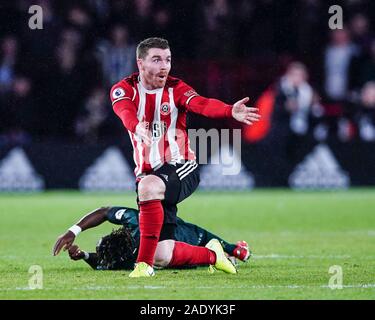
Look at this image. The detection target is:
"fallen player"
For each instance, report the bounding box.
[53,206,251,271]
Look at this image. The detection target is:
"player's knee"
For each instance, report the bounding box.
[154,252,170,267]
[154,240,174,267]
[138,175,165,201]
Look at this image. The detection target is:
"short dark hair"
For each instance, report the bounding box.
[96,227,136,270]
[136,37,170,59]
[287,62,307,74]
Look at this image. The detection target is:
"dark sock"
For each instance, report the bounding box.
[199,227,236,255]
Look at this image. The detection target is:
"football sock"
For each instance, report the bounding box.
[136,199,164,266]
[168,241,216,267]
[223,244,237,255]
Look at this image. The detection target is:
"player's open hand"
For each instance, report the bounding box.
[68,245,85,261]
[232,97,260,125]
[135,121,152,146]
[52,231,75,256]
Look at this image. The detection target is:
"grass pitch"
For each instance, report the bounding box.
[0,189,375,300]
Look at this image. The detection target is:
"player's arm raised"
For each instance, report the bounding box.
[52,207,109,256]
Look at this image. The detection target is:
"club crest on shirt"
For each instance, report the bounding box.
[160,102,170,115]
[112,88,125,99]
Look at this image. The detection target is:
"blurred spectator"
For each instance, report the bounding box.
[324,29,360,102]
[21,0,61,60]
[60,27,83,51]
[88,0,110,23]
[0,0,372,144]
[0,36,19,94]
[194,0,236,99]
[96,24,136,86]
[0,76,34,145]
[75,87,114,143]
[107,0,133,26]
[356,82,375,141]
[129,0,154,40]
[272,62,317,138]
[349,13,372,51]
[347,13,373,91]
[357,39,375,87]
[66,4,96,51]
[263,62,322,184]
[67,5,92,30]
[297,0,326,59]
[36,42,84,139]
[153,7,173,40]
[197,0,236,59]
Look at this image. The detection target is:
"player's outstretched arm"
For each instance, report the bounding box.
[52,207,109,256]
[232,97,261,125]
[185,95,260,125]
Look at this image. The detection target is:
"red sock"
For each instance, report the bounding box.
[136,200,164,266]
[168,241,216,267]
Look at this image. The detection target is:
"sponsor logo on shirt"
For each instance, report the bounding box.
[112,88,125,99]
[115,209,126,220]
[160,174,169,181]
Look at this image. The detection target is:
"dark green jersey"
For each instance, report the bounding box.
[87,207,231,270]
[106,207,206,248]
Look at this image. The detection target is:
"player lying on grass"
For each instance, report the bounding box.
[53,206,250,271]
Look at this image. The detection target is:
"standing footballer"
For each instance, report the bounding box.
[111,37,260,277]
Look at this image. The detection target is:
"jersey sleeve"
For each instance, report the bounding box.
[175,80,232,119]
[110,82,139,133]
[106,207,139,228]
[110,81,134,105]
[174,80,200,110]
[106,207,130,225]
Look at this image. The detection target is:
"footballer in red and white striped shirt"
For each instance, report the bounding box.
[110,37,260,277]
[111,73,201,176]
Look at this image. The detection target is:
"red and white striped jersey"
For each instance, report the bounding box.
[111,73,233,176]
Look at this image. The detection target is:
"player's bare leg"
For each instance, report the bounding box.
[154,240,175,267]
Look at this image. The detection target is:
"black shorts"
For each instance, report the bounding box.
[137,160,200,240]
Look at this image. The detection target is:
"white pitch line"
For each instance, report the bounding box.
[252,254,352,259]
[0,254,358,260]
[2,284,375,291]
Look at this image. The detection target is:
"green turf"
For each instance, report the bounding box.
[0,189,375,300]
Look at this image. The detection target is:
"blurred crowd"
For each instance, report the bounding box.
[0,0,375,146]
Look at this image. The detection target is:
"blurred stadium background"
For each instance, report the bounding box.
[1,0,375,300]
[0,0,375,191]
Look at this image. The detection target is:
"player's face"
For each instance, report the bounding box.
[288,68,307,86]
[138,48,171,89]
